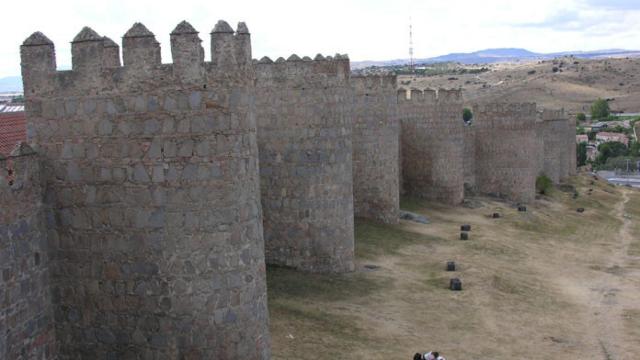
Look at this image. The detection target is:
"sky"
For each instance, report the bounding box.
[1,0,640,77]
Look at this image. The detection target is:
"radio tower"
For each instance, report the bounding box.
[409,17,415,72]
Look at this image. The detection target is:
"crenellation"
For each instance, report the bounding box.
[122,22,161,69]
[170,21,204,82]
[102,36,121,68]
[20,32,56,96]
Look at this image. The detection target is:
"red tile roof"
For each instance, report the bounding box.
[0,111,26,156]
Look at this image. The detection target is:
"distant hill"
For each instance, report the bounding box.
[351,48,640,69]
[0,76,22,93]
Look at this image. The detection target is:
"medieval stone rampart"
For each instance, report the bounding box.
[351,75,399,224]
[255,54,355,273]
[538,109,570,183]
[0,144,57,360]
[398,88,465,205]
[463,123,476,191]
[20,21,270,359]
[473,103,538,203]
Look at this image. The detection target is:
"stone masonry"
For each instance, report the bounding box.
[473,103,539,203]
[538,109,570,184]
[463,123,476,191]
[5,20,582,359]
[398,88,465,205]
[20,21,270,359]
[1,144,57,360]
[351,75,400,224]
[255,55,355,273]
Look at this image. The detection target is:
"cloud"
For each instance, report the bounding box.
[581,0,640,11]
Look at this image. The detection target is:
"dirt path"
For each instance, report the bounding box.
[561,190,638,359]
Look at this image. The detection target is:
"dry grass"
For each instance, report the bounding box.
[267,174,640,359]
[401,57,640,114]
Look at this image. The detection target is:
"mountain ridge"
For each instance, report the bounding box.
[351,48,640,69]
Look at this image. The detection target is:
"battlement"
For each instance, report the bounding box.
[540,108,567,121]
[397,88,462,105]
[472,103,537,129]
[20,20,252,96]
[254,54,350,85]
[351,74,397,93]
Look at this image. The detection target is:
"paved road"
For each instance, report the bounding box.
[597,171,640,188]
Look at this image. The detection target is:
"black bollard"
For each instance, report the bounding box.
[446,261,456,271]
[450,278,462,291]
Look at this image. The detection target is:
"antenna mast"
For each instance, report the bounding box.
[409,17,415,72]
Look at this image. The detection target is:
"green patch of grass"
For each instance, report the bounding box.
[269,301,376,358]
[355,218,445,260]
[400,196,427,212]
[267,265,389,303]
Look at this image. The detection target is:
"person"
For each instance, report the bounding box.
[413,353,423,360]
[424,351,445,360]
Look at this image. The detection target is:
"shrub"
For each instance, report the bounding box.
[463,108,473,123]
[577,142,587,166]
[591,98,610,120]
[536,175,553,195]
[576,112,586,121]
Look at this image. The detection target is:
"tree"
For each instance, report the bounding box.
[629,141,640,157]
[596,141,628,165]
[577,142,587,166]
[576,112,586,121]
[587,131,597,141]
[463,108,473,123]
[591,98,610,120]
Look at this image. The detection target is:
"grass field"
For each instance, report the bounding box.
[267,173,640,359]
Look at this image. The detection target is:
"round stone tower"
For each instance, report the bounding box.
[20,21,270,359]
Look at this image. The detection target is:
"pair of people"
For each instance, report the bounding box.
[413,351,445,360]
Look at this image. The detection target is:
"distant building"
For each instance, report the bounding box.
[576,134,588,143]
[596,132,629,147]
[590,122,609,132]
[0,105,26,155]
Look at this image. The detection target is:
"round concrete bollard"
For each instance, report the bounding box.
[450,278,462,291]
[460,232,469,240]
[492,212,501,219]
[518,206,527,212]
[446,261,456,271]
[577,208,585,213]
[460,224,471,232]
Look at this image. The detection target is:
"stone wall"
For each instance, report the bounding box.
[567,117,577,176]
[20,21,270,359]
[351,75,399,224]
[255,54,355,273]
[398,88,465,205]
[473,103,538,203]
[0,144,57,359]
[538,110,569,183]
[463,123,476,191]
